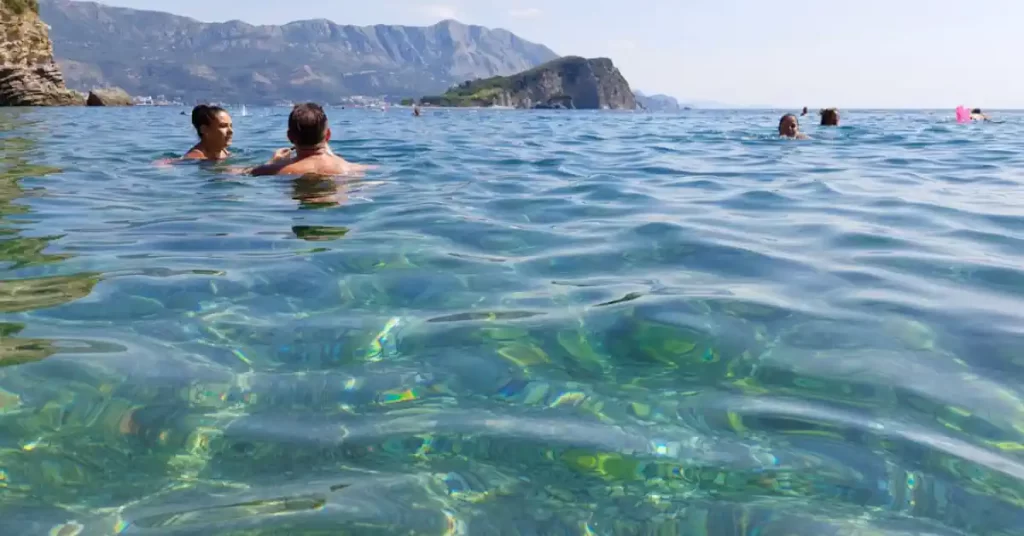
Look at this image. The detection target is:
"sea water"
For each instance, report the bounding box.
[0,107,1023,535]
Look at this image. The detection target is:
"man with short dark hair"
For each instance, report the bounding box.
[252,103,369,176]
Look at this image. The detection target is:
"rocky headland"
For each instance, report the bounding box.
[0,0,83,105]
[419,56,637,110]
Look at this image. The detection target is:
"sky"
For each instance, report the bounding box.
[86,0,1024,108]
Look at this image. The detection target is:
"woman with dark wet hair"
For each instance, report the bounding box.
[820,108,840,126]
[778,114,809,139]
[970,108,990,122]
[183,105,233,160]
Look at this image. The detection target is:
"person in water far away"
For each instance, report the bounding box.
[183,105,233,160]
[778,114,809,139]
[252,103,370,177]
[970,108,990,121]
[820,108,840,126]
[801,106,809,116]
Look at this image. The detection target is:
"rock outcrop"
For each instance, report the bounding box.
[421,57,637,110]
[86,87,131,106]
[0,0,83,105]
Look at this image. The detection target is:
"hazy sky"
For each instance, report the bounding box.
[85,0,1024,108]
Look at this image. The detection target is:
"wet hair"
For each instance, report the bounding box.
[971,108,983,114]
[191,104,227,138]
[779,114,798,130]
[820,108,839,126]
[289,103,329,147]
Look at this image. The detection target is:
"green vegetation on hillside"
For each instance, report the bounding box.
[421,78,514,107]
[420,56,592,107]
[2,0,39,15]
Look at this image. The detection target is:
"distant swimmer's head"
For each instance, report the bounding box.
[778,114,800,138]
[820,108,840,126]
[801,106,809,116]
[971,108,983,115]
[288,102,330,149]
[191,105,232,147]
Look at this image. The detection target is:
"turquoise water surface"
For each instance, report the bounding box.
[1,107,1023,535]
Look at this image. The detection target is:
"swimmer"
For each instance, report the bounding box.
[778,114,809,139]
[971,108,990,121]
[413,105,421,117]
[820,108,840,126]
[183,105,233,160]
[252,103,371,177]
[801,106,809,116]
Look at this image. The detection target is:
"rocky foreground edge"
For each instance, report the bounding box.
[1,0,129,106]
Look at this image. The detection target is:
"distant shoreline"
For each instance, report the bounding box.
[67,103,1024,112]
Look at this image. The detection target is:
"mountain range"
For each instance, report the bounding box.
[635,91,683,112]
[39,0,559,103]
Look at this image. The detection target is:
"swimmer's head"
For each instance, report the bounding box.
[191,105,232,147]
[288,103,330,148]
[820,108,840,126]
[779,114,799,138]
[971,108,983,115]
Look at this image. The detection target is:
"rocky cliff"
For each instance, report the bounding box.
[0,0,82,105]
[40,0,558,103]
[421,56,637,110]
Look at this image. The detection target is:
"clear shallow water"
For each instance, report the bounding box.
[1,107,1023,535]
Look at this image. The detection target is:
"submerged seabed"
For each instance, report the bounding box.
[0,107,1023,535]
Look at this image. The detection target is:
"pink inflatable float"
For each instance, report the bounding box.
[956,106,971,123]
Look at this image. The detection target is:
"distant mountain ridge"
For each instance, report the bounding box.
[39,0,559,103]
[635,91,682,112]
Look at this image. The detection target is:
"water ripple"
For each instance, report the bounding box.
[1,108,1023,534]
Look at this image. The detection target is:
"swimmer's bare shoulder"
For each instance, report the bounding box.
[347,161,375,172]
[154,148,216,167]
[303,157,369,176]
[261,158,373,177]
[249,148,296,176]
[182,145,230,160]
[336,160,375,175]
[250,159,338,177]
[250,161,290,176]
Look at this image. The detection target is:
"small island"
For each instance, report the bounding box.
[411,56,637,110]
